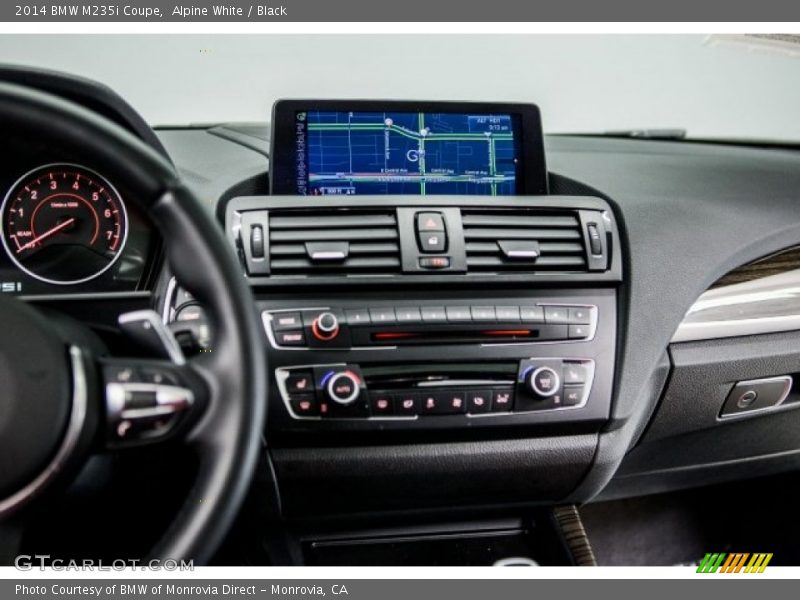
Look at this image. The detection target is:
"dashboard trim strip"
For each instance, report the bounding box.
[672,268,800,343]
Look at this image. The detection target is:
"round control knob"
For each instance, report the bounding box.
[312,312,340,341]
[326,371,361,405]
[527,366,561,398]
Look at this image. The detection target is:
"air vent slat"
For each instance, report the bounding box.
[462,209,588,273]
[464,228,581,241]
[267,210,400,277]
[270,214,396,229]
[461,215,578,228]
[270,227,398,243]
[467,256,586,268]
[270,243,399,256]
[466,242,584,254]
[271,257,401,272]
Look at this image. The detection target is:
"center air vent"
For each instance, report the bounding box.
[461,209,587,272]
[268,210,401,276]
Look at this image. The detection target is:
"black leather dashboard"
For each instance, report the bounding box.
[154,126,800,506]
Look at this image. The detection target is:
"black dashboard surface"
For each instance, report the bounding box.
[155,126,800,499]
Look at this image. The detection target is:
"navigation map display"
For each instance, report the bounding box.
[298,111,519,196]
[270,101,548,196]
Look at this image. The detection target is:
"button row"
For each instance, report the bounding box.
[369,388,514,416]
[286,386,515,418]
[339,305,592,326]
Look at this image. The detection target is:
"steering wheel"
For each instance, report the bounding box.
[0,82,266,563]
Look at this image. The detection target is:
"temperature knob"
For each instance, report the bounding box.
[527,366,561,398]
[326,370,361,405]
[312,311,340,341]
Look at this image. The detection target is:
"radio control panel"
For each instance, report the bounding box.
[264,303,597,350]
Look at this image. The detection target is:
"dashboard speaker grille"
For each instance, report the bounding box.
[461,209,587,272]
[268,210,401,276]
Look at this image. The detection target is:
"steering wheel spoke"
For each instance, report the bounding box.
[101,358,208,449]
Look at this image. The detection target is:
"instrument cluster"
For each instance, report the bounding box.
[0,158,159,297]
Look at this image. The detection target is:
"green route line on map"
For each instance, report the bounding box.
[489,137,497,197]
[307,123,512,142]
[418,112,426,194]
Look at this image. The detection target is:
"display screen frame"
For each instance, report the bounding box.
[269,99,548,196]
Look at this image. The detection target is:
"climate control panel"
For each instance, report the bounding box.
[276,358,595,421]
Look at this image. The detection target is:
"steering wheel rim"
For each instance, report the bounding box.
[0,82,267,563]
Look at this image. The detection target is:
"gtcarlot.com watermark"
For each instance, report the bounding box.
[15,555,194,571]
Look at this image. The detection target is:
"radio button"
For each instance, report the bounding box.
[544,306,569,324]
[471,306,496,321]
[421,306,447,323]
[467,390,492,413]
[568,307,592,325]
[446,306,472,322]
[520,306,545,323]
[276,330,306,346]
[495,306,521,321]
[272,312,303,331]
[491,389,514,412]
[369,307,397,325]
[396,307,423,323]
[568,324,591,339]
[345,308,371,326]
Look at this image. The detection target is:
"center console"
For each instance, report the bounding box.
[218,195,620,442]
[165,100,623,527]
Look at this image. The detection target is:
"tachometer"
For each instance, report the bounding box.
[1,164,128,285]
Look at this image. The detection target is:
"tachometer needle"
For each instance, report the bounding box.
[16,217,76,253]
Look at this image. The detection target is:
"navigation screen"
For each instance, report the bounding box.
[294,110,521,196]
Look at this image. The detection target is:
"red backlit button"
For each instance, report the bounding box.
[491,390,514,412]
[277,330,306,346]
[394,394,419,415]
[419,256,451,269]
[289,395,319,416]
[370,393,394,415]
[286,372,314,394]
[467,390,492,413]
[445,391,467,414]
[420,393,441,414]
[417,212,445,232]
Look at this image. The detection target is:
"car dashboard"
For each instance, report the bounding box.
[6,70,800,564]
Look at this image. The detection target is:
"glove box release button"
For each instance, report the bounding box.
[720,376,793,418]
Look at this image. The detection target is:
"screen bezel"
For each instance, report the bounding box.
[269,99,548,196]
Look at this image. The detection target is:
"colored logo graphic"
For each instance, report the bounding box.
[697,553,773,573]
